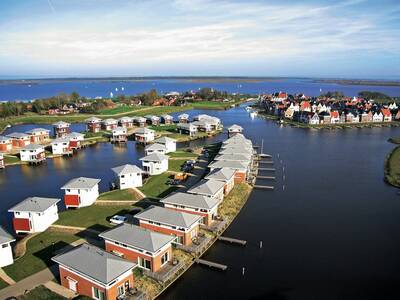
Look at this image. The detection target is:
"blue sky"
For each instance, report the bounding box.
[0,0,399,79]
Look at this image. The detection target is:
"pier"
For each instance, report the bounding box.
[195,259,228,271]
[257,176,275,179]
[259,161,274,164]
[258,167,276,171]
[254,185,274,190]
[218,236,247,246]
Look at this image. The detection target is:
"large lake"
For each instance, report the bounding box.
[1,105,399,299]
[1,78,400,101]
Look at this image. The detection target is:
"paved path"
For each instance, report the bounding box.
[180,154,209,191]
[44,280,77,299]
[0,268,16,285]
[0,265,58,299]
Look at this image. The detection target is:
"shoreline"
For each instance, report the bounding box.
[384,146,400,188]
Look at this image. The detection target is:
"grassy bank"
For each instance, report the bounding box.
[168,150,198,158]
[18,285,67,300]
[168,159,187,172]
[385,146,400,187]
[138,173,177,199]
[0,279,8,290]
[97,188,141,201]
[55,204,133,230]
[3,231,79,282]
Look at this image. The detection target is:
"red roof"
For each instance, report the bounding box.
[330,111,339,118]
[381,108,391,117]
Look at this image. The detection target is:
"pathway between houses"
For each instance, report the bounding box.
[44,280,78,299]
[50,224,101,235]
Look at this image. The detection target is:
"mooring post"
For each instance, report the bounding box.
[242,267,246,276]
[283,185,285,191]
[260,241,263,248]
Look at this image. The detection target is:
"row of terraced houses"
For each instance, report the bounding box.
[1,122,252,299]
[259,92,399,125]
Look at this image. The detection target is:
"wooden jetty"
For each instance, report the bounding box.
[259,161,274,164]
[257,176,275,179]
[218,236,247,246]
[254,185,274,190]
[258,167,276,171]
[195,259,227,271]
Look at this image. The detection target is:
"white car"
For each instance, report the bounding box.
[110,215,127,225]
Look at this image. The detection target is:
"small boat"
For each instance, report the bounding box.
[115,87,119,92]
[250,111,258,118]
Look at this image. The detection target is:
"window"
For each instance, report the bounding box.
[161,252,169,265]
[92,287,105,300]
[138,257,151,270]
[2,244,8,248]
[117,285,124,296]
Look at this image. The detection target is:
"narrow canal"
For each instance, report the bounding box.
[1,105,400,299]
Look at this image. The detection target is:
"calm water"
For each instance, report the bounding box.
[1,78,400,101]
[1,105,400,299]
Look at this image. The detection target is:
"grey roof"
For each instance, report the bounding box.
[154,137,176,144]
[208,160,249,170]
[135,206,201,228]
[21,144,45,151]
[51,138,70,144]
[145,143,167,151]
[205,167,236,182]
[139,152,169,162]
[102,118,117,124]
[26,128,50,134]
[161,192,220,210]
[112,164,142,175]
[99,223,174,253]
[219,146,253,155]
[177,123,197,130]
[61,177,101,190]
[65,132,84,139]
[6,132,29,138]
[52,243,136,285]
[112,127,127,133]
[0,226,15,245]
[85,116,102,122]
[187,179,225,197]
[161,114,173,119]
[214,154,251,162]
[9,197,60,213]
[227,124,243,131]
[178,113,189,119]
[0,136,11,142]
[53,121,70,127]
[135,127,155,135]
[119,116,133,122]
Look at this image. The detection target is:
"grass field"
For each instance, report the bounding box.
[3,231,79,282]
[385,146,400,187]
[97,105,142,115]
[4,154,20,164]
[168,159,187,172]
[0,278,8,290]
[97,188,141,201]
[139,173,178,199]
[149,124,177,132]
[191,100,235,109]
[18,285,67,300]
[56,204,133,229]
[168,150,197,158]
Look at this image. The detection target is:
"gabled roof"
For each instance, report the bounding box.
[51,138,70,144]
[6,132,29,138]
[155,137,176,144]
[145,143,167,151]
[53,121,70,127]
[85,116,102,123]
[99,224,174,253]
[139,152,169,162]
[25,128,50,134]
[187,179,225,197]
[227,124,243,131]
[102,118,117,124]
[135,205,201,228]
[9,197,60,213]
[21,144,45,151]
[52,243,136,285]
[205,167,236,182]
[61,177,101,190]
[161,114,173,119]
[0,226,15,245]
[177,123,197,130]
[161,192,220,210]
[0,136,12,142]
[65,132,84,139]
[214,153,251,162]
[135,127,155,135]
[119,116,133,122]
[112,164,142,176]
[208,160,249,170]
[178,113,189,119]
[112,127,127,133]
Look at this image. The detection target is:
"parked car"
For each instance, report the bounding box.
[110,215,127,225]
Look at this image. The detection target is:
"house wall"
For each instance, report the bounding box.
[163,204,213,226]
[145,148,167,156]
[117,173,143,189]
[139,221,198,246]
[59,265,134,300]
[11,138,30,148]
[12,204,58,233]
[224,177,235,195]
[234,171,247,183]
[165,141,176,153]
[87,123,101,133]
[0,242,14,267]
[0,142,12,152]
[142,160,168,175]
[64,186,99,208]
[20,149,45,162]
[54,127,71,138]
[52,142,70,155]
[104,241,172,272]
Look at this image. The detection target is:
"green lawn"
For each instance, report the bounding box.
[4,155,20,164]
[56,204,133,230]
[97,189,140,201]
[385,146,400,187]
[3,231,79,282]
[168,150,198,158]
[168,159,187,172]
[192,100,234,109]
[0,278,8,290]
[149,124,177,132]
[18,285,66,300]
[97,105,141,115]
[138,173,178,199]
[133,106,188,117]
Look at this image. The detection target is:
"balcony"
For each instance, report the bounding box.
[142,259,185,284]
[176,234,213,256]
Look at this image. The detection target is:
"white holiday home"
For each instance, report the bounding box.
[51,138,73,156]
[20,144,46,163]
[154,137,176,153]
[145,143,167,156]
[112,164,143,189]
[140,153,169,175]
[61,177,101,209]
[8,197,60,234]
[0,226,15,267]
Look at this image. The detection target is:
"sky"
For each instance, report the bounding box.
[0,0,399,79]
